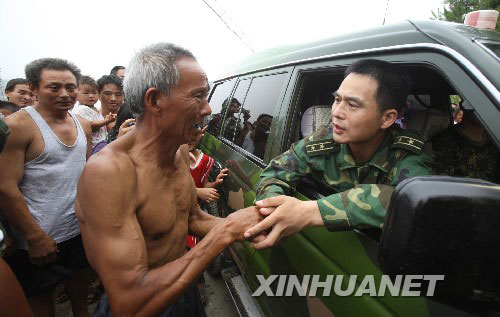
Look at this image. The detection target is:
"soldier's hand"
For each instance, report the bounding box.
[244,196,321,249]
[27,233,58,266]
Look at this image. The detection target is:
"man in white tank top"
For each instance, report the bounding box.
[0,58,92,316]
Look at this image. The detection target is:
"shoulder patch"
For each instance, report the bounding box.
[392,133,425,154]
[306,139,338,156]
[304,125,339,156]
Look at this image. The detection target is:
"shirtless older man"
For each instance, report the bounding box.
[75,43,262,316]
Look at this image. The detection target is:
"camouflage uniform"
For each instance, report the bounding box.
[256,125,432,231]
[431,125,499,183]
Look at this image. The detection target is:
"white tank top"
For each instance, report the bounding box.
[15,106,87,249]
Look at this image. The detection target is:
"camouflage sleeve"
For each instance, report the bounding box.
[317,149,433,231]
[255,139,313,202]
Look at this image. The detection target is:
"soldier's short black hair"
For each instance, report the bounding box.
[0,100,20,114]
[110,66,125,76]
[345,59,411,112]
[79,75,98,90]
[5,78,29,93]
[97,75,123,93]
[25,58,81,89]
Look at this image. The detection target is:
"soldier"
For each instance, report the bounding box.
[432,107,499,183]
[244,59,433,249]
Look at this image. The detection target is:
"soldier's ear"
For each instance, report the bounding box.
[380,109,397,129]
[144,87,162,117]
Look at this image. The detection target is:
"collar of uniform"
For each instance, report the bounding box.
[336,132,391,173]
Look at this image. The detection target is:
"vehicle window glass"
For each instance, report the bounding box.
[205,80,235,136]
[221,79,251,142]
[235,73,289,160]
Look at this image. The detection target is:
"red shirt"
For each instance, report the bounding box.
[186,152,215,248]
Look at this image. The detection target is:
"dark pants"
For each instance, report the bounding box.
[93,284,206,317]
[6,234,89,297]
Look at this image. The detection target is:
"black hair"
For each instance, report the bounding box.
[79,75,98,90]
[344,59,411,112]
[256,113,273,122]
[221,97,241,113]
[110,66,125,76]
[25,58,81,89]
[0,101,20,114]
[107,102,134,143]
[97,75,123,93]
[5,78,29,93]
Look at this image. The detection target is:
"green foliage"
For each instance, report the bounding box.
[432,0,500,31]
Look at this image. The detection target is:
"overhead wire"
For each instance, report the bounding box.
[201,0,256,53]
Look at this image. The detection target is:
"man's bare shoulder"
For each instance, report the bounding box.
[0,111,38,154]
[80,141,139,202]
[4,110,34,140]
[75,114,92,135]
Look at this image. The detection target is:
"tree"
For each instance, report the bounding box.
[432,0,500,32]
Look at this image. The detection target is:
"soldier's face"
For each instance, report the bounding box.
[331,73,391,145]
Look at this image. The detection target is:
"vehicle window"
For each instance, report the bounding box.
[205,79,235,136]
[230,73,289,160]
[221,79,251,142]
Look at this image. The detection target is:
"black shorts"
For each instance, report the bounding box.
[6,234,89,297]
[93,284,206,317]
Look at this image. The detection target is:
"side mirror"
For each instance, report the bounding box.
[379,176,500,309]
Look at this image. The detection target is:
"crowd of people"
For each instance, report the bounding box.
[0,43,498,317]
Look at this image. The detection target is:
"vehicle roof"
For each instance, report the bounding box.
[219,20,500,89]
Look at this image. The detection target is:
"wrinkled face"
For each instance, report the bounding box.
[6,84,34,107]
[331,73,386,145]
[33,70,77,111]
[99,83,123,113]
[157,58,211,145]
[77,84,98,106]
[115,68,125,80]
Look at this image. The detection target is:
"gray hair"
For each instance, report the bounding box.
[124,43,195,118]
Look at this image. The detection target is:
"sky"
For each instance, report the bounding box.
[0,0,443,86]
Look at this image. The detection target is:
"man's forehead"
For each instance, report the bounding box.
[40,69,77,83]
[176,58,207,82]
[14,84,30,91]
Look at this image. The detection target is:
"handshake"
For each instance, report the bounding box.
[225,196,321,250]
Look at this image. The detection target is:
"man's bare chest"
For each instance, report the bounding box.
[135,166,194,240]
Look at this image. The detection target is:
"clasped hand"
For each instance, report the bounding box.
[243,196,318,249]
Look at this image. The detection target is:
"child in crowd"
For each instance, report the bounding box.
[186,127,228,304]
[72,76,116,149]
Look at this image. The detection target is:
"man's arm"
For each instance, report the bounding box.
[0,115,58,264]
[76,115,92,158]
[246,141,433,248]
[76,155,262,316]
